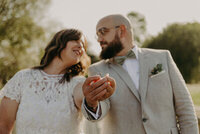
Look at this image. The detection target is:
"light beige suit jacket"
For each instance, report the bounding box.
[82,48,199,134]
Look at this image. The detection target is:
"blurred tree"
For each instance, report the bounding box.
[143,22,200,83]
[127,11,147,46]
[0,0,51,87]
[86,41,100,64]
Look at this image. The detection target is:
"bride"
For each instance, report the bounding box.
[0,29,95,134]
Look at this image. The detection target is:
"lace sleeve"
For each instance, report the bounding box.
[0,71,23,102]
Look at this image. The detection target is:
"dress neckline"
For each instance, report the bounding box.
[39,70,64,78]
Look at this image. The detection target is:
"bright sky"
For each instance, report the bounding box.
[46,0,200,55]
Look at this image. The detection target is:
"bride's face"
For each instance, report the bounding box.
[60,40,85,66]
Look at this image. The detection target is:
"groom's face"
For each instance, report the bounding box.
[96,21,124,59]
[99,34,124,59]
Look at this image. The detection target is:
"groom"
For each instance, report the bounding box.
[82,14,199,134]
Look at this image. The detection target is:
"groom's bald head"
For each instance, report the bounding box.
[96,14,133,35]
[96,14,134,57]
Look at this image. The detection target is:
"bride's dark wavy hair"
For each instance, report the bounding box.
[33,29,89,83]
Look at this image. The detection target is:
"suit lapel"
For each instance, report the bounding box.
[138,48,150,102]
[108,60,141,102]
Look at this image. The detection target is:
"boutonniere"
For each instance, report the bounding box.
[151,64,163,76]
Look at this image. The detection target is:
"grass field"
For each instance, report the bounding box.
[188,83,200,132]
[188,84,200,106]
[187,84,200,117]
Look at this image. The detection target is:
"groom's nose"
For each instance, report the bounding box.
[97,35,104,43]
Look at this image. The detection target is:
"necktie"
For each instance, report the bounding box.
[114,50,136,65]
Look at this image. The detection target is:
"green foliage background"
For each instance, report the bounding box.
[0,0,51,87]
[143,23,200,83]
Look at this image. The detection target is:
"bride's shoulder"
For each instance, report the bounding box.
[15,68,38,79]
[10,68,32,79]
[71,75,86,83]
[69,75,86,89]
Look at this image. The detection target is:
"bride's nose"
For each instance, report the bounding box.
[77,43,85,54]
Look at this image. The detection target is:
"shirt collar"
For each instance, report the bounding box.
[132,45,139,60]
[108,45,139,64]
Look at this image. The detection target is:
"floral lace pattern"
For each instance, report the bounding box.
[0,69,85,134]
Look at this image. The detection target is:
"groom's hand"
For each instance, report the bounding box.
[98,75,116,101]
[82,75,108,108]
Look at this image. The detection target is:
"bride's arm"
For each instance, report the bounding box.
[73,82,84,110]
[0,97,19,134]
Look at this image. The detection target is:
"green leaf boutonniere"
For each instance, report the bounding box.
[151,64,163,75]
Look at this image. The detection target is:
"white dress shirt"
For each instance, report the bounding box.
[84,45,140,118]
[122,45,139,90]
[83,99,100,119]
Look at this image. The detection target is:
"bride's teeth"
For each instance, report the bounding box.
[73,50,81,56]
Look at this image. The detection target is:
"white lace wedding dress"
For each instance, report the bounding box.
[0,69,87,134]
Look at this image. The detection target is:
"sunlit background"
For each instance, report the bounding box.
[45,0,200,54]
[0,0,200,131]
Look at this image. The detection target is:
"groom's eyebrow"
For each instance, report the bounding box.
[96,27,108,36]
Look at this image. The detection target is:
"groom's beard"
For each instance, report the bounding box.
[100,35,124,60]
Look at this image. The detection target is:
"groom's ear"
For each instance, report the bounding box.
[119,25,126,38]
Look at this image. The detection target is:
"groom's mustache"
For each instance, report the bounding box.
[100,41,108,46]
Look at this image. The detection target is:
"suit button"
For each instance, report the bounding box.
[142,118,148,122]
